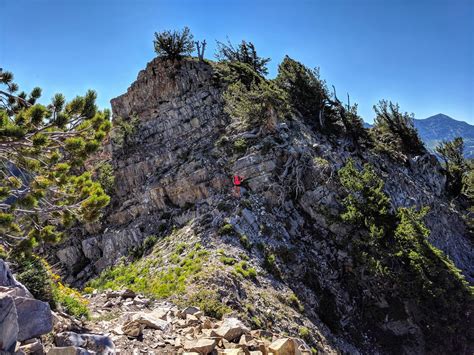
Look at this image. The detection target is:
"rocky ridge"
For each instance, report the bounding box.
[49,57,473,354]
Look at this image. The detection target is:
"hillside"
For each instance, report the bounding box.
[38,57,473,354]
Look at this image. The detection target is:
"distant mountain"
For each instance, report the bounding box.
[365,114,474,158]
[414,114,474,158]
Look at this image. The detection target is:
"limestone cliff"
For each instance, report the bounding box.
[53,57,473,354]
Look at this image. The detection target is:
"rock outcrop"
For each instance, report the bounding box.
[0,259,53,353]
[50,57,473,354]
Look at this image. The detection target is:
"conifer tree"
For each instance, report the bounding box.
[153,27,195,60]
[371,100,425,158]
[436,137,466,196]
[216,39,270,76]
[0,69,111,254]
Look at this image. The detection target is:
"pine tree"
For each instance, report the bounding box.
[0,69,111,254]
[371,100,425,158]
[216,39,270,76]
[153,27,195,60]
[436,137,466,196]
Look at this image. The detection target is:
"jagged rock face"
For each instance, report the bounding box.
[110,58,226,219]
[54,58,473,354]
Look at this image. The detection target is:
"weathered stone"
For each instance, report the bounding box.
[0,294,18,352]
[19,338,43,354]
[268,338,295,355]
[212,318,250,342]
[132,311,172,332]
[15,296,53,341]
[184,337,216,354]
[55,332,115,354]
[181,306,200,317]
[122,320,144,337]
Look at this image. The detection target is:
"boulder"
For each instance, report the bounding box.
[55,332,115,354]
[0,294,19,352]
[184,337,216,354]
[0,259,31,297]
[131,311,172,332]
[181,306,200,317]
[212,318,250,342]
[121,320,144,337]
[268,338,296,355]
[19,338,44,354]
[15,296,53,341]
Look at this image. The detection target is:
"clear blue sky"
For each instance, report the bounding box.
[1,0,473,123]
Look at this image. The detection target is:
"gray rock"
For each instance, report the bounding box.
[55,332,115,354]
[0,294,19,352]
[15,296,53,341]
[131,311,172,332]
[0,259,31,297]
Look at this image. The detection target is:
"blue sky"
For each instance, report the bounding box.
[1,0,473,123]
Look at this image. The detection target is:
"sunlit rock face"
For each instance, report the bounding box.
[52,57,473,355]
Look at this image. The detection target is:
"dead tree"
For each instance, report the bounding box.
[195,40,207,61]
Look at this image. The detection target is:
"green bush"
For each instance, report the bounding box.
[299,326,311,341]
[96,162,115,195]
[239,234,252,250]
[185,289,231,319]
[143,235,158,251]
[233,138,247,154]
[15,256,53,303]
[233,261,257,279]
[219,255,237,265]
[288,293,304,312]
[15,256,89,318]
[219,223,234,236]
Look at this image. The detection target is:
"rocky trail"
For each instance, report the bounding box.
[1,259,312,355]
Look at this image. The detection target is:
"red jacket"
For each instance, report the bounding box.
[233,175,243,186]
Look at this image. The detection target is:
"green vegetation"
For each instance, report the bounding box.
[153,27,194,60]
[0,70,110,253]
[88,242,208,299]
[436,137,466,197]
[239,234,252,250]
[276,56,367,141]
[288,292,304,312]
[275,56,330,130]
[219,255,237,265]
[182,289,231,319]
[218,223,234,235]
[338,159,473,351]
[233,260,257,279]
[233,138,247,154]
[370,100,425,159]
[15,256,89,318]
[216,39,270,76]
[96,162,115,195]
[128,235,159,260]
[110,115,139,148]
[298,326,311,341]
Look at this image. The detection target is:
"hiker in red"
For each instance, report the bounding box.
[233,175,244,197]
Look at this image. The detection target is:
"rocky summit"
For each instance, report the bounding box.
[4,56,473,355]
